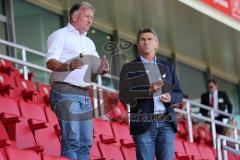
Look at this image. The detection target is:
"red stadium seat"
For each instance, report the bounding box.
[19,101,61,156]
[36,82,50,95]
[19,101,47,121]
[101,91,119,115]
[211,148,217,159]
[0,97,22,128]
[4,146,41,160]
[14,77,39,102]
[0,73,15,97]
[0,121,42,159]
[176,121,188,140]
[36,82,50,105]
[111,122,134,148]
[174,139,191,159]
[107,101,128,122]
[98,142,124,160]
[228,152,238,160]
[32,107,61,156]
[0,96,21,119]
[0,59,33,81]
[198,145,215,160]
[183,141,204,160]
[0,59,14,72]
[192,124,200,143]
[0,151,5,160]
[0,121,12,147]
[44,107,61,140]
[14,103,61,157]
[121,147,136,160]
[42,154,69,160]
[93,118,116,144]
[6,101,47,151]
[198,126,212,145]
[90,141,103,160]
[33,124,61,156]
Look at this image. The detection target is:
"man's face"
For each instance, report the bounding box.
[137,32,159,56]
[72,7,94,33]
[208,82,217,93]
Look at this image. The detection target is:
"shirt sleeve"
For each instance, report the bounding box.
[46,31,64,62]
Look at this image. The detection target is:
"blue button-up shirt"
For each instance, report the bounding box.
[140,56,166,114]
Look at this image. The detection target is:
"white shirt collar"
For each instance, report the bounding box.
[66,23,88,36]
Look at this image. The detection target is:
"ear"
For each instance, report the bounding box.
[72,15,77,22]
[155,42,159,50]
[137,43,140,50]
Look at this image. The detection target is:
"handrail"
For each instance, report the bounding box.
[0,39,46,57]
[185,99,233,118]
[182,99,239,148]
[0,54,51,73]
[217,135,240,160]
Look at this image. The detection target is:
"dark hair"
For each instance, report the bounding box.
[69,2,95,22]
[137,27,159,43]
[207,79,217,85]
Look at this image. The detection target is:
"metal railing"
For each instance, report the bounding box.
[217,135,240,160]
[0,38,239,159]
[0,39,51,80]
[179,99,240,149]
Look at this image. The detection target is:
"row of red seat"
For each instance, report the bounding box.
[91,140,136,160]
[0,96,62,157]
[91,118,219,160]
[177,121,212,146]
[0,119,67,160]
[0,72,50,105]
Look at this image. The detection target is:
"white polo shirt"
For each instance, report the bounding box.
[46,23,100,87]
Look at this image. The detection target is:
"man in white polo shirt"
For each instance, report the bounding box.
[46,2,108,160]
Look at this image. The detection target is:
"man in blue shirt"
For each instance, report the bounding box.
[119,28,183,160]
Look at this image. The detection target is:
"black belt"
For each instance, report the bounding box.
[52,81,89,91]
[153,112,168,121]
[51,81,89,96]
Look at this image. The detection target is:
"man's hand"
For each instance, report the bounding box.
[149,80,164,93]
[69,58,84,71]
[160,93,171,103]
[97,55,109,75]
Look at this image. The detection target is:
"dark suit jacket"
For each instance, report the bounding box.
[119,56,183,135]
[200,90,232,119]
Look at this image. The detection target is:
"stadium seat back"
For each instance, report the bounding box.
[93,118,116,143]
[36,83,50,96]
[19,101,46,121]
[90,141,102,159]
[0,121,9,141]
[0,97,20,116]
[34,126,61,156]
[198,145,215,160]
[42,154,69,160]
[98,142,124,160]
[5,146,41,160]
[183,141,202,158]
[121,147,136,160]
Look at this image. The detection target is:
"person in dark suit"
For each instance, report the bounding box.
[119,28,183,160]
[200,79,233,134]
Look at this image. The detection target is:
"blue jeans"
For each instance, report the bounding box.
[50,83,93,160]
[133,121,175,160]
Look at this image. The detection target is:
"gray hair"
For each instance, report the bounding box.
[69,2,96,21]
[137,27,159,43]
